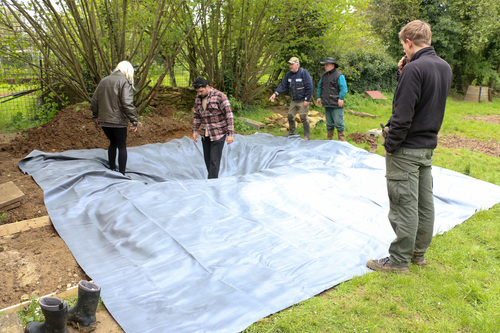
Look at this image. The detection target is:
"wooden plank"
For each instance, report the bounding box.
[365,91,387,99]
[0,181,25,210]
[1,201,21,211]
[238,117,265,130]
[463,85,491,103]
[345,109,377,118]
[0,216,52,237]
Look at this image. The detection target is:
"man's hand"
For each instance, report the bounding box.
[193,132,199,143]
[269,93,276,102]
[380,123,389,137]
[338,99,344,108]
[316,98,322,105]
[226,135,234,144]
[304,101,310,107]
[380,123,389,145]
[129,124,138,132]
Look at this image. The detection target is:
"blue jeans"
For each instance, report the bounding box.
[324,107,344,131]
[386,147,435,266]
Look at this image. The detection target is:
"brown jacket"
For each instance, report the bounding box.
[91,70,138,127]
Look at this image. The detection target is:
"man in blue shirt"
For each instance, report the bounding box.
[269,57,313,140]
[316,57,348,141]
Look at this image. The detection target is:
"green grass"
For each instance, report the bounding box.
[238,93,500,185]
[238,94,500,332]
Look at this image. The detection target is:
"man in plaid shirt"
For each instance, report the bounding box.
[192,77,234,179]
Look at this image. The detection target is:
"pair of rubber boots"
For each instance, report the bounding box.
[25,280,101,333]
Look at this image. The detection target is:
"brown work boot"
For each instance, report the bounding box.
[338,131,345,141]
[366,257,409,273]
[327,130,334,140]
[411,255,427,266]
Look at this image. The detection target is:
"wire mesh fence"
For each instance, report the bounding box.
[148,64,191,87]
[0,75,40,129]
[0,52,43,129]
[0,61,192,130]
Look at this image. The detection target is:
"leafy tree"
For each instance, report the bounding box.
[446,0,500,90]
[179,0,307,103]
[0,0,194,112]
[340,50,398,93]
[367,0,500,91]
[270,8,327,86]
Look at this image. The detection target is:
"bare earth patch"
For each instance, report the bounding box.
[463,114,500,124]
[438,135,499,157]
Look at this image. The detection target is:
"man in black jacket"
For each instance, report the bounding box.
[367,20,452,273]
[316,58,348,141]
[269,57,313,140]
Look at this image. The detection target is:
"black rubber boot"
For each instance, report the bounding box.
[67,280,101,332]
[283,116,296,137]
[25,297,68,333]
[302,119,311,140]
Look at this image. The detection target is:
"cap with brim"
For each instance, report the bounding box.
[288,57,299,64]
[320,57,338,67]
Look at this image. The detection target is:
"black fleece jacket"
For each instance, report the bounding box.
[385,47,452,153]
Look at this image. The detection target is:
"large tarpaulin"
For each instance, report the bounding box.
[19,133,500,333]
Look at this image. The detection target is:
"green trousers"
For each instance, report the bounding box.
[324,107,345,132]
[386,147,435,266]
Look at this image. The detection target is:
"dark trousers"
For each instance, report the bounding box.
[202,135,226,179]
[102,127,128,174]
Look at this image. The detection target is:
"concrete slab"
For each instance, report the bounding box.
[239,117,265,130]
[0,182,25,211]
[0,313,23,333]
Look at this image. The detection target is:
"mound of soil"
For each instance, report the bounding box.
[347,132,379,152]
[4,104,192,157]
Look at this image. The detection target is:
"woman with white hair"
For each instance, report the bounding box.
[91,61,138,175]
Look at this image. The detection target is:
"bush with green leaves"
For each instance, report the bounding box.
[335,49,398,94]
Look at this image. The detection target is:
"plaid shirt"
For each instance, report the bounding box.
[193,88,234,141]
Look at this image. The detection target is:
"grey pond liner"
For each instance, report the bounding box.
[19,133,500,333]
